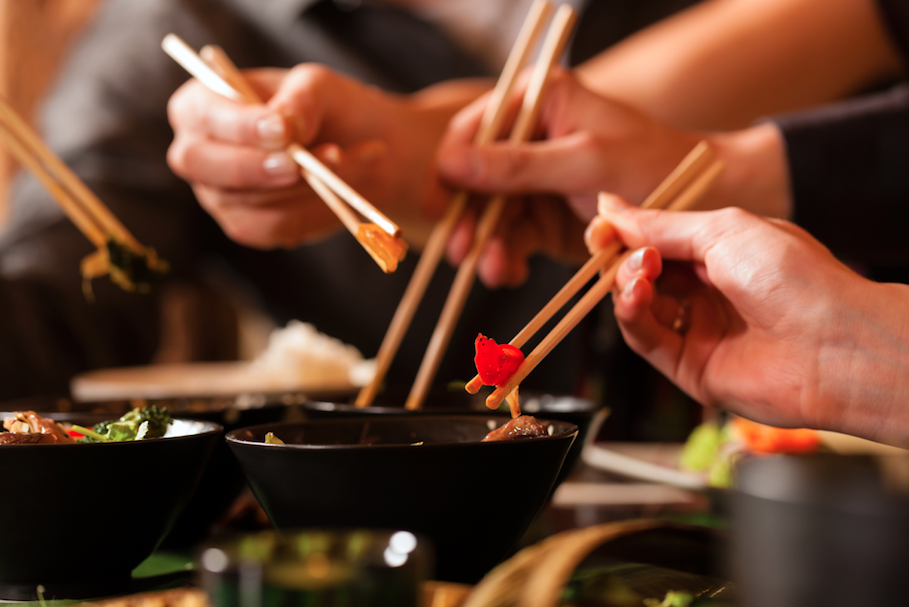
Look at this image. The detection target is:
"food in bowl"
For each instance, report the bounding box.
[481,415,548,442]
[1,406,174,444]
[1,411,74,444]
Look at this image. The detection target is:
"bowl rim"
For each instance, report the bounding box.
[0,412,223,448]
[225,415,578,450]
[302,394,601,416]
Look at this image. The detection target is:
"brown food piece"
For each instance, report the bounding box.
[482,415,548,442]
[0,432,44,445]
[1,410,75,445]
[356,223,408,273]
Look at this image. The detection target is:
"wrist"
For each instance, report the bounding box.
[704,122,792,219]
[816,280,909,447]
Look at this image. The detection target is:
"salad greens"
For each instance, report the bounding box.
[73,405,173,443]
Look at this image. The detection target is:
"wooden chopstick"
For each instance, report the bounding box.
[0,94,143,253]
[404,4,578,411]
[354,0,555,407]
[162,34,402,250]
[195,44,405,272]
[484,156,724,409]
[463,140,715,394]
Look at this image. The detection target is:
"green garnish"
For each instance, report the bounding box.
[680,421,723,472]
[106,239,169,294]
[264,432,285,444]
[644,591,696,607]
[79,405,172,443]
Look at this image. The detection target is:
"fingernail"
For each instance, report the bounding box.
[257,114,287,148]
[263,151,297,179]
[623,276,641,298]
[627,248,645,272]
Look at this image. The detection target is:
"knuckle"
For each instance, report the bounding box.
[573,131,601,156]
[166,139,191,177]
[286,63,333,89]
[166,81,196,128]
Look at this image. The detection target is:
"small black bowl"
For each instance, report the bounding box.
[0,412,221,600]
[302,389,601,485]
[2,394,295,548]
[227,416,578,583]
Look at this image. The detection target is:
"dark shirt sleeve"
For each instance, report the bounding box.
[875,0,909,66]
[774,0,909,267]
[776,84,909,266]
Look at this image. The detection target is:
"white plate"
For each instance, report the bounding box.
[582,431,909,491]
[582,442,708,490]
[70,361,358,402]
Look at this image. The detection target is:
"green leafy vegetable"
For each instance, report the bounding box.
[79,405,173,443]
[106,239,169,294]
[679,421,723,472]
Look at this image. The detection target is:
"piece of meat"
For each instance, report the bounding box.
[1,410,75,444]
[482,415,548,442]
[0,432,44,445]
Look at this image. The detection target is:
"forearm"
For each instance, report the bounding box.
[577,0,903,130]
[816,280,909,448]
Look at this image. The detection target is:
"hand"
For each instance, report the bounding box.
[167,65,476,249]
[437,69,697,288]
[587,194,909,447]
[439,69,701,221]
[436,69,793,289]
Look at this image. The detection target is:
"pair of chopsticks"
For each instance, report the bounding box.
[477,141,724,410]
[0,93,163,292]
[355,0,576,409]
[161,35,407,273]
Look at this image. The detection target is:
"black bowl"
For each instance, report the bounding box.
[302,389,601,485]
[2,394,296,548]
[0,412,221,600]
[226,416,578,583]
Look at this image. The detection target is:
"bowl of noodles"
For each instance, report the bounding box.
[226,415,578,584]
[0,410,221,601]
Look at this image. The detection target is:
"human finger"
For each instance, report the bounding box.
[168,136,300,189]
[266,64,390,146]
[612,273,685,376]
[437,131,612,197]
[168,78,291,149]
[446,208,478,267]
[598,197,765,265]
[193,184,341,249]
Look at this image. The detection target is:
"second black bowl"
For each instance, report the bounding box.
[227,416,578,583]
